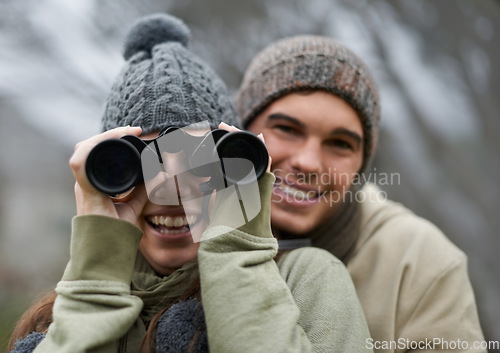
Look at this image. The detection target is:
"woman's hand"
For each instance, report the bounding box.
[69,126,149,225]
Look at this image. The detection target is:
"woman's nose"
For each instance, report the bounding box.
[145,171,181,206]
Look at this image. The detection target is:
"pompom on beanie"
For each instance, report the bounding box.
[101,13,239,134]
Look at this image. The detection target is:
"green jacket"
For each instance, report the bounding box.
[31,174,372,353]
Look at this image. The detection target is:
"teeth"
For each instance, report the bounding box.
[173,217,184,227]
[147,215,196,227]
[278,184,319,199]
[158,228,187,235]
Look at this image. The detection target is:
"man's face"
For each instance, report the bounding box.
[247,91,364,235]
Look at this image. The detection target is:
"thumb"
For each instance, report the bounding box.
[115,184,149,225]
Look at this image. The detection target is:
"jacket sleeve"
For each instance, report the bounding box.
[33,216,144,353]
[197,172,372,353]
[279,247,373,353]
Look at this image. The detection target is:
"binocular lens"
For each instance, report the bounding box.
[217,132,268,184]
[85,129,269,196]
[85,139,142,195]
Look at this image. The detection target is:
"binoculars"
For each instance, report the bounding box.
[85,126,269,196]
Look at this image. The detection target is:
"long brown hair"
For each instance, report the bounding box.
[8,279,204,353]
[8,290,57,351]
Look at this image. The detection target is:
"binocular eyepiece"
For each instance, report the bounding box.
[85,126,269,196]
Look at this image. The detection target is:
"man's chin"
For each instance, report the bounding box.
[271,212,317,236]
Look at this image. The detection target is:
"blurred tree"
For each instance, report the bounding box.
[0,0,498,351]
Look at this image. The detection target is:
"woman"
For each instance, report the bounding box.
[9,14,372,353]
[235,35,486,352]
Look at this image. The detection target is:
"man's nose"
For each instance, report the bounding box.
[289,138,324,175]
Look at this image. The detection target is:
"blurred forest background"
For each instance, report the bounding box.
[0,0,499,351]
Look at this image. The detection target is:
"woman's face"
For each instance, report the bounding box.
[247,91,363,235]
[136,130,210,276]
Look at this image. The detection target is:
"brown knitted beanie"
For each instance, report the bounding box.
[235,35,380,173]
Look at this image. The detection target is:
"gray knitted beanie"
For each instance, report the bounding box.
[101,13,239,134]
[235,35,380,172]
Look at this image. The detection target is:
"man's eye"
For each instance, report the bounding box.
[274,125,298,134]
[328,139,353,150]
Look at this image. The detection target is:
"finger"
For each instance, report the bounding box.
[69,126,143,192]
[218,122,240,132]
[72,126,142,154]
[266,155,272,173]
[74,182,84,214]
[71,126,142,165]
[85,126,143,146]
[74,181,119,217]
[115,183,149,224]
[127,183,149,214]
[110,188,136,203]
[255,133,272,172]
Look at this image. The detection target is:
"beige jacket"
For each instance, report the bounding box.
[347,183,485,353]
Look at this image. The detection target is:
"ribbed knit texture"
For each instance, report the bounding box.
[102,13,239,134]
[156,299,208,353]
[10,332,45,353]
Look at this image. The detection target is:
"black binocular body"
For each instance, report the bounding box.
[85,126,269,196]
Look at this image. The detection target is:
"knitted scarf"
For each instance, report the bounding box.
[11,254,208,353]
[131,252,200,325]
[130,252,208,353]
